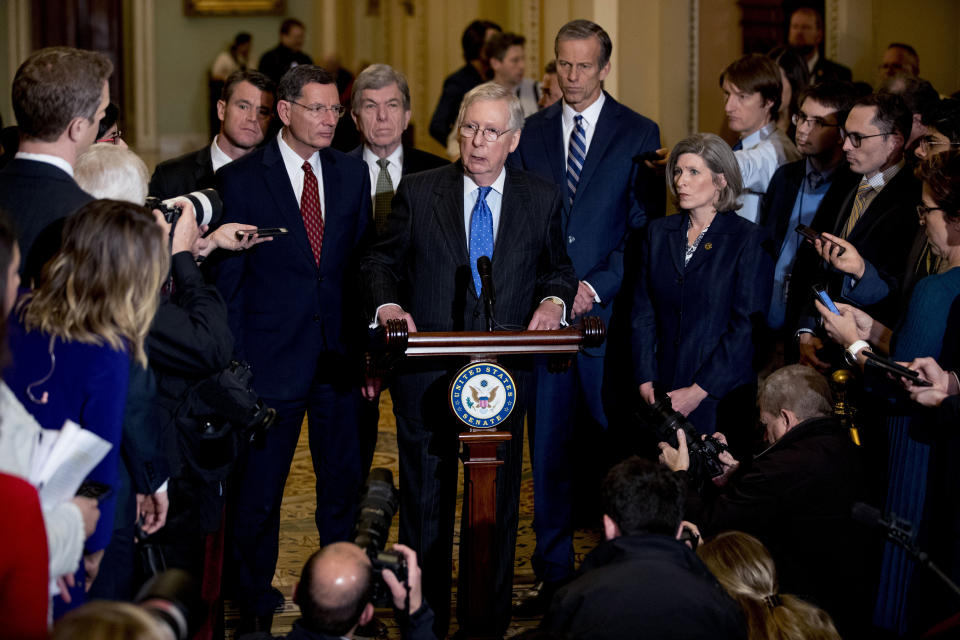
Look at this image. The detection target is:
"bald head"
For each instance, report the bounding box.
[295,543,374,636]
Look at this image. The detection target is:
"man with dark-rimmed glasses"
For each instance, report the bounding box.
[790,91,921,371]
[758,81,858,363]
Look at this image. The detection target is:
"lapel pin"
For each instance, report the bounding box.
[704,242,713,250]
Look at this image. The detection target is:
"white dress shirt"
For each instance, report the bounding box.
[14,151,74,177]
[561,92,605,168]
[362,144,404,201]
[276,129,325,220]
[463,168,506,244]
[210,135,235,173]
[734,123,801,223]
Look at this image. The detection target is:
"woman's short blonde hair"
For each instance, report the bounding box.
[698,531,840,640]
[74,143,150,204]
[19,200,168,367]
[52,601,168,640]
[666,133,743,213]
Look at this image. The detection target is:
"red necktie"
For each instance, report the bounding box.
[301,160,324,265]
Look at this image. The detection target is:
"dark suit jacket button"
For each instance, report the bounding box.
[676,277,683,284]
[312,314,320,322]
[317,275,324,282]
[473,310,480,318]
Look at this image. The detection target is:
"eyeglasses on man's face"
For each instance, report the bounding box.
[288,100,346,118]
[792,112,840,130]
[839,129,892,148]
[459,123,512,142]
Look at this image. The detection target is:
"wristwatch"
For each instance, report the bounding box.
[845,340,870,366]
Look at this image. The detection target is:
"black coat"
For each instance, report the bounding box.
[793,164,921,332]
[811,56,853,84]
[428,64,484,145]
[148,145,216,200]
[0,158,92,282]
[684,416,869,632]
[544,533,746,640]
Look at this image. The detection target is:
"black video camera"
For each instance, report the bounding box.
[145,188,223,229]
[352,468,407,605]
[637,391,729,481]
[134,569,202,640]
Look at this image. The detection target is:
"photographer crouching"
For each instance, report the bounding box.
[655,364,871,637]
[238,468,436,640]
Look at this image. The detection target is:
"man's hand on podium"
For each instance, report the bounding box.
[527,299,563,330]
[378,303,418,333]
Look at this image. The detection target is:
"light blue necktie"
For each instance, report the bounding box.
[469,186,493,297]
[566,114,586,205]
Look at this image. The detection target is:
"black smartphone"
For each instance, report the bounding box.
[235,227,289,240]
[76,481,114,502]
[796,224,845,256]
[812,285,841,314]
[862,351,933,386]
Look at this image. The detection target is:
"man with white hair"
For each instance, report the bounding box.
[361,82,577,638]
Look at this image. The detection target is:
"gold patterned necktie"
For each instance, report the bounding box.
[841,180,872,239]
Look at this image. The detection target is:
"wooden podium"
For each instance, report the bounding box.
[376,318,605,637]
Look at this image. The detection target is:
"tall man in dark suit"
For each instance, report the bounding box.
[149,69,274,199]
[508,19,661,608]
[758,82,858,364]
[788,7,852,84]
[347,63,447,475]
[215,65,371,634]
[0,46,111,284]
[361,82,577,638]
[794,92,920,369]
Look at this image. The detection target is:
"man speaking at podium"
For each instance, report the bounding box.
[361,82,577,638]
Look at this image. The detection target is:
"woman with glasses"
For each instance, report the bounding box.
[817,150,960,633]
[95,103,127,148]
[632,133,773,453]
[4,200,168,615]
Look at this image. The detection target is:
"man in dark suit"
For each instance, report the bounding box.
[215,65,371,634]
[0,47,111,284]
[428,19,501,146]
[258,18,313,86]
[347,63,447,475]
[348,63,447,235]
[794,92,921,369]
[361,82,577,638]
[508,19,661,608]
[149,69,274,199]
[788,7,852,84]
[758,82,857,363]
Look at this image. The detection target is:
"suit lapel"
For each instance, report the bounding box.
[539,105,567,211]
[666,214,686,276]
[572,95,617,208]
[318,148,344,272]
[262,139,317,268]
[494,168,528,273]
[196,146,213,183]
[433,164,470,268]
[684,212,735,274]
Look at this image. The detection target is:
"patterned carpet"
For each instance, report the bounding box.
[223,391,603,639]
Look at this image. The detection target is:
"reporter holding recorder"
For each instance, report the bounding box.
[816,150,960,633]
[631,133,773,454]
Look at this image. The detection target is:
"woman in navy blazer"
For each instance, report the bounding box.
[633,133,773,439]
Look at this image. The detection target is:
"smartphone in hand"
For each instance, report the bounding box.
[235,227,289,241]
[796,224,845,256]
[812,285,841,315]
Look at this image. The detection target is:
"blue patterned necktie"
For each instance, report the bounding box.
[566,114,586,205]
[469,185,494,296]
[732,140,743,151]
